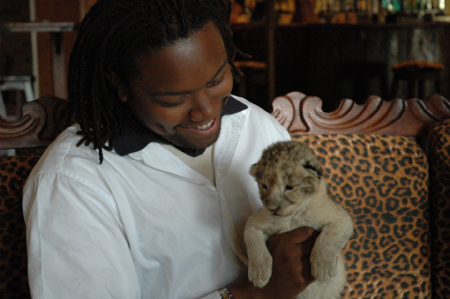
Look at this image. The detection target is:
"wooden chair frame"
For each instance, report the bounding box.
[2,93,450,151]
[271,92,450,145]
[0,95,68,151]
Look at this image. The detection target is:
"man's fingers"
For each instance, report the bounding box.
[299,236,317,258]
[301,258,316,286]
[268,227,319,246]
[288,227,319,244]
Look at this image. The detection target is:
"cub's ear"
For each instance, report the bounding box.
[249,163,259,179]
[304,161,323,179]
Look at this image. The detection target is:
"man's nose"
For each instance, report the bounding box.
[188,89,217,122]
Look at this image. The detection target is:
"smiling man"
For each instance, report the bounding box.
[23,1,317,298]
[120,22,232,151]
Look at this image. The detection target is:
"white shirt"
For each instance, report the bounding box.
[23,96,291,299]
[162,144,216,185]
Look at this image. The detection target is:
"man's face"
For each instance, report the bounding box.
[119,22,233,150]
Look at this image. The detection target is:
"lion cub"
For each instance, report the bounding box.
[244,141,353,299]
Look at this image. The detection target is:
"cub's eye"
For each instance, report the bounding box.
[285,185,294,190]
[304,161,322,178]
[261,183,268,190]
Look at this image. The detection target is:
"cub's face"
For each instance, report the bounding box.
[250,141,323,216]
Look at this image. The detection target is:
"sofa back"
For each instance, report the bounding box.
[295,133,430,297]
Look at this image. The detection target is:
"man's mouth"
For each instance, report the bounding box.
[178,116,220,138]
[196,119,214,130]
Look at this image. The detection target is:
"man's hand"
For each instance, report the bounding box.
[227,227,319,299]
[263,227,318,298]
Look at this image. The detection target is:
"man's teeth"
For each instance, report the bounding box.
[197,119,214,130]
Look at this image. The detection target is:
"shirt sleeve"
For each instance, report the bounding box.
[23,171,141,299]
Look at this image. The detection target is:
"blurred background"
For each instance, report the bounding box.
[1,0,449,115]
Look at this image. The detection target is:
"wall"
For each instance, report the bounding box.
[34,0,80,97]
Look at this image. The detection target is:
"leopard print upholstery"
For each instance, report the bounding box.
[0,131,436,298]
[428,119,450,299]
[292,134,431,298]
[0,154,41,299]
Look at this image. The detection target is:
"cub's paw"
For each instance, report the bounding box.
[310,248,338,281]
[248,254,273,288]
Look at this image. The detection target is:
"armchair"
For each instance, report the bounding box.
[271,92,450,298]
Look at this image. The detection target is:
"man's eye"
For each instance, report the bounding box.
[159,101,181,107]
[158,96,188,107]
[206,76,224,88]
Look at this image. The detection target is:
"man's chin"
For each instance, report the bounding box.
[181,135,220,150]
[164,130,221,151]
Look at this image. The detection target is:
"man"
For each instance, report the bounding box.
[23,0,316,298]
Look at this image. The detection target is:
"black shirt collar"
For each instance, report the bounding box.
[114,96,248,157]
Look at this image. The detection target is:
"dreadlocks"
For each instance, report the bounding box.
[67,0,245,164]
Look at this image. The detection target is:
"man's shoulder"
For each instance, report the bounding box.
[228,95,278,124]
[233,96,288,134]
[219,96,290,153]
[27,125,105,179]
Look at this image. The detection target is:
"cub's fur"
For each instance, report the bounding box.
[244,141,353,299]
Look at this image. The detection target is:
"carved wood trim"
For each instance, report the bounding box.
[0,96,68,149]
[3,92,450,150]
[271,92,450,137]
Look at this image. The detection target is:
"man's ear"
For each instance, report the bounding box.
[106,72,128,102]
